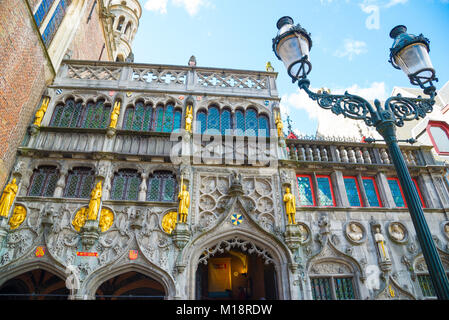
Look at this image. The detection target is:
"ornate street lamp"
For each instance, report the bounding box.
[273,16,449,299]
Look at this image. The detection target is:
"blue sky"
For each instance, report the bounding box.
[132,0,449,135]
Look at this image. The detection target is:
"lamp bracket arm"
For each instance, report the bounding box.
[384,93,435,127]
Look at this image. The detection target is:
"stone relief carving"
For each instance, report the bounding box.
[344,221,366,245]
[387,222,408,244]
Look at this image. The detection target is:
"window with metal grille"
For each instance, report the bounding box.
[362,177,382,207]
[123,102,153,131]
[152,104,181,133]
[50,99,111,129]
[146,171,177,202]
[343,176,362,207]
[387,177,406,208]
[311,277,355,300]
[110,169,141,201]
[196,110,207,134]
[417,274,435,297]
[28,166,59,197]
[63,167,95,198]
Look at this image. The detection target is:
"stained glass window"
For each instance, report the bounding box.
[297,175,315,206]
[207,106,220,134]
[235,110,245,135]
[221,109,231,135]
[64,167,95,198]
[258,115,269,137]
[317,176,335,206]
[362,177,381,207]
[163,105,174,132]
[418,275,436,297]
[196,111,207,134]
[123,102,153,131]
[311,278,332,300]
[245,109,258,136]
[110,169,141,201]
[41,0,73,47]
[388,178,406,208]
[311,277,355,300]
[153,106,164,132]
[146,171,177,202]
[173,109,182,132]
[34,0,56,28]
[344,177,362,207]
[50,99,111,129]
[28,166,59,197]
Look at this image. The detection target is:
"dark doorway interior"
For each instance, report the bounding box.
[95,271,165,300]
[196,248,277,300]
[0,269,69,300]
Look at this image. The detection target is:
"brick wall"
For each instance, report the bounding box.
[0,0,54,189]
[68,0,110,61]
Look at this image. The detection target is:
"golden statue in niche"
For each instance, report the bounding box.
[72,207,87,232]
[109,100,121,129]
[178,179,190,224]
[9,205,27,230]
[86,181,102,221]
[33,97,50,126]
[162,211,178,234]
[99,208,114,232]
[185,104,193,133]
[0,178,18,218]
[275,111,284,138]
[283,186,296,225]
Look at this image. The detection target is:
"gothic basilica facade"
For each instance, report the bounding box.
[0,0,449,300]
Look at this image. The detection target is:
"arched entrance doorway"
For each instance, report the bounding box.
[0,269,69,300]
[195,241,278,300]
[95,271,166,300]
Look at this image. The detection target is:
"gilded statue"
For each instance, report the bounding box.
[72,207,87,232]
[9,205,26,230]
[283,187,296,225]
[33,97,50,126]
[99,208,114,232]
[162,211,178,234]
[86,181,102,221]
[275,112,284,138]
[185,104,193,133]
[178,183,190,224]
[266,61,274,72]
[0,178,18,218]
[109,101,121,129]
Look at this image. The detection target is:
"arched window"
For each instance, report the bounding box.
[146,171,177,202]
[152,103,181,132]
[28,166,59,197]
[221,109,232,135]
[123,102,153,131]
[50,98,111,129]
[258,114,269,137]
[245,108,258,136]
[196,110,207,134]
[117,16,125,31]
[235,109,245,135]
[124,22,132,35]
[64,167,95,198]
[206,106,220,133]
[110,169,141,201]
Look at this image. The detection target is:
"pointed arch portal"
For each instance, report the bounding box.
[195,238,278,300]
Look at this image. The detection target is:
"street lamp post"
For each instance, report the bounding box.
[272,16,449,300]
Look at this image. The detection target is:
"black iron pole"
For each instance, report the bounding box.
[376,119,449,300]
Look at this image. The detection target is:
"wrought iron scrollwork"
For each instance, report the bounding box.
[297,79,435,128]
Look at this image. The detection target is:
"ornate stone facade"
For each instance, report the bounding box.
[1,60,449,300]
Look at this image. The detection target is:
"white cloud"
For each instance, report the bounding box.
[144,0,168,14]
[385,0,408,8]
[334,39,368,60]
[173,0,209,16]
[280,82,387,138]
